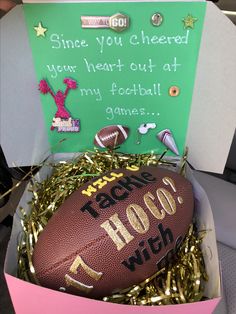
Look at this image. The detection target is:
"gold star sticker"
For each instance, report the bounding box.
[34,22,47,37]
[182,14,198,29]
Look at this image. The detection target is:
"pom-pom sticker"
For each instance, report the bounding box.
[39,78,80,133]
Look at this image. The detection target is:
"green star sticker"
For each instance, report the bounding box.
[182,14,198,29]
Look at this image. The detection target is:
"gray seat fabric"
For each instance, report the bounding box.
[226,131,236,172]
[215,242,236,314]
[194,171,236,250]
[194,171,236,314]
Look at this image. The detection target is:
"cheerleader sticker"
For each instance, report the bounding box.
[38,78,80,132]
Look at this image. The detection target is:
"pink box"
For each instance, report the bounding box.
[4,274,221,314]
[4,165,221,314]
[4,0,235,312]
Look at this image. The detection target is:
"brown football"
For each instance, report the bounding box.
[33,165,194,298]
[94,125,129,148]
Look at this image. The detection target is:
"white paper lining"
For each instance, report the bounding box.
[5,161,221,299]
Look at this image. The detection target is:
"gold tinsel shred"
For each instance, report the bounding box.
[17,150,208,305]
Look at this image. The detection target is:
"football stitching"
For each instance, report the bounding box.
[36,233,109,278]
[36,202,181,280]
[36,174,190,283]
[100,131,119,142]
[36,215,136,279]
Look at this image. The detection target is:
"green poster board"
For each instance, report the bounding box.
[23,2,206,156]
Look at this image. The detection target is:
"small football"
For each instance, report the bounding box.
[33,166,194,299]
[94,125,129,148]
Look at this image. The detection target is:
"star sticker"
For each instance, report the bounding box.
[34,22,47,37]
[182,14,198,29]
